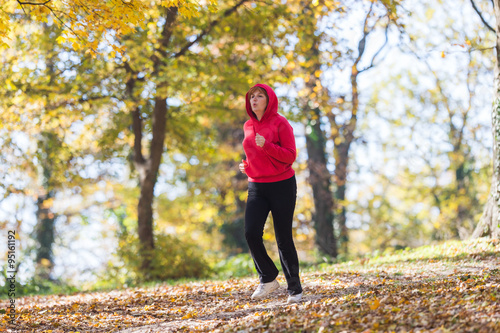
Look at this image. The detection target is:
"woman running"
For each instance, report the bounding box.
[239,83,303,304]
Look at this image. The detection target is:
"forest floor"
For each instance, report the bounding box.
[1,238,500,332]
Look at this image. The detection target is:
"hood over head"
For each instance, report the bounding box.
[245,84,278,122]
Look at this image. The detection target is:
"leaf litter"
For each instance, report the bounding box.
[1,238,499,332]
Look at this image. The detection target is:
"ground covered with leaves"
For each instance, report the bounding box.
[2,238,500,332]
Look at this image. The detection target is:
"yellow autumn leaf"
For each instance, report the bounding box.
[56,35,66,44]
[72,42,81,51]
[40,258,52,267]
[181,311,196,319]
[368,298,380,310]
[5,79,15,90]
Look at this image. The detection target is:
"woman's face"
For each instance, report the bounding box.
[250,91,268,114]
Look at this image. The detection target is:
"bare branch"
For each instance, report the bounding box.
[16,1,29,15]
[17,0,98,54]
[174,0,250,58]
[355,2,375,63]
[470,0,495,32]
[132,108,146,165]
[17,0,52,5]
[359,17,390,73]
[122,61,146,166]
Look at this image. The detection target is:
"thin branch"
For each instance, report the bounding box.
[151,6,179,74]
[45,6,71,32]
[132,108,146,165]
[17,0,98,55]
[468,45,496,52]
[470,0,495,32]
[17,0,52,5]
[123,61,146,165]
[359,16,390,73]
[17,2,28,15]
[78,2,108,24]
[355,2,375,63]
[174,0,250,58]
[458,51,473,153]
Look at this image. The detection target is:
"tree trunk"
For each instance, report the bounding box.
[473,0,500,239]
[222,127,250,254]
[332,3,385,255]
[137,169,156,273]
[35,192,55,280]
[297,6,338,258]
[335,142,350,255]
[305,111,337,258]
[128,7,177,277]
[473,108,500,238]
[472,176,499,238]
[333,62,359,256]
[127,3,250,275]
[135,97,168,276]
[220,186,249,254]
[34,29,58,280]
[455,161,471,239]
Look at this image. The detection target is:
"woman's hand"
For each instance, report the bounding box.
[239,159,248,174]
[255,133,266,147]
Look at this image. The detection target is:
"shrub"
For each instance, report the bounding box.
[0,275,78,299]
[117,232,211,282]
[212,253,255,279]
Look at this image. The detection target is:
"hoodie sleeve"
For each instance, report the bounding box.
[262,119,296,164]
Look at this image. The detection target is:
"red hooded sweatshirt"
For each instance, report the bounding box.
[243,84,296,183]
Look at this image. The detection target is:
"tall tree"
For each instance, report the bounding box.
[106,1,251,275]
[152,2,299,255]
[471,0,500,238]
[282,0,399,257]
[300,3,338,258]
[329,2,392,254]
[0,17,114,279]
[352,0,493,250]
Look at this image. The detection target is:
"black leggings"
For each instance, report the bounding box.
[244,175,302,295]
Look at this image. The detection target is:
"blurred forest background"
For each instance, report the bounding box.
[0,0,498,295]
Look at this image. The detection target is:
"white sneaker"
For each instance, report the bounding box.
[251,280,280,299]
[287,293,303,304]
